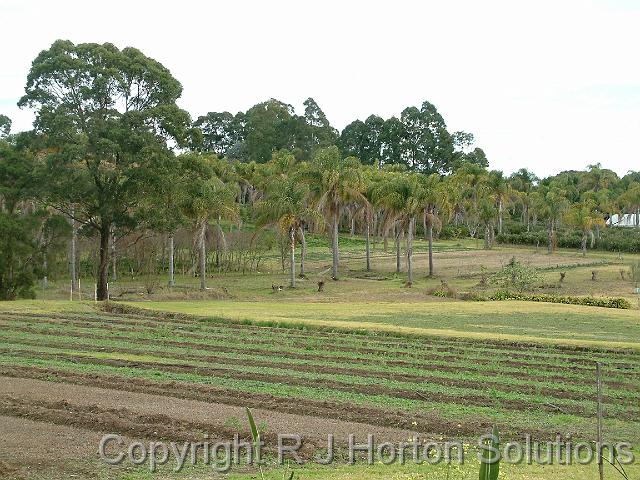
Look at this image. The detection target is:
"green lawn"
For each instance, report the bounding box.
[127,299,640,349]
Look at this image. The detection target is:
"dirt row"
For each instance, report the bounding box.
[2,323,635,390]
[3,347,634,421]
[0,376,421,451]
[9,307,639,362]
[105,303,640,356]
[4,313,637,372]
[2,335,636,404]
[0,366,572,441]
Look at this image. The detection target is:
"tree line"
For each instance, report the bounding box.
[1,40,639,300]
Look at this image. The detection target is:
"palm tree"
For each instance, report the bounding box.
[178,154,239,290]
[417,173,442,277]
[509,168,539,231]
[306,146,366,280]
[619,182,640,227]
[487,170,509,235]
[256,177,318,288]
[532,186,569,253]
[374,173,421,285]
[564,201,605,256]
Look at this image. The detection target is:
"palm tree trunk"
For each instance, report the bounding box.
[299,226,306,277]
[199,221,207,290]
[423,212,428,241]
[168,234,175,286]
[365,222,371,272]
[428,220,434,277]
[395,228,401,274]
[407,218,414,285]
[332,210,339,280]
[289,227,296,288]
[498,199,503,234]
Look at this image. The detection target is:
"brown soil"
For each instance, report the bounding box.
[2,336,636,404]
[5,323,636,390]
[5,346,630,420]
[0,367,584,441]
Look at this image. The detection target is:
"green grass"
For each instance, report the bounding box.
[126,299,640,349]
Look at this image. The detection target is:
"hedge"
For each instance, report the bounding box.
[488,290,631,309]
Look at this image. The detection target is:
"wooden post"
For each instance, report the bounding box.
[596,362,604,480]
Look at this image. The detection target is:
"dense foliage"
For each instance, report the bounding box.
[1,39,639,299]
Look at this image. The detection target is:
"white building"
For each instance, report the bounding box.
[607,213,639,228]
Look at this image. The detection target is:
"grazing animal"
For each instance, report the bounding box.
[317,280,325,292]
[560,272,566,283]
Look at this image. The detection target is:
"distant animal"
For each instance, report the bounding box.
[272,284,284,292]
[560,272,566,283]
[317,281,325,292]
[591,271,598,281]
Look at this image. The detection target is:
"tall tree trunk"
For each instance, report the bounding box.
[407,218,414,285]
[69,207,78,292]
[484,225,490,249]
[395,228,402,274]
[581,233,587,256]
[168,234,175,286]
[427,219,434,277]
[498,199,503,235]
[423,212,428,241]
[110,227,117,281]
[365,222,371,272]
[332,210,339,280]
[636,207,639,228]
[199,221,207,290]
[97,223,111,301]
[547,221,554,254]
[289,227,296,288]
[350,214,355,237]
[299,226,306,277]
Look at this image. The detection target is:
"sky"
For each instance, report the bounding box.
[1,0,639,178]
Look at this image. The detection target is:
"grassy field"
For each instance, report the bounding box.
[0,300,638,479]
[1,239,639,479]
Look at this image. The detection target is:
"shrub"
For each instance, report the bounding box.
[490,257,540,292]
[488,291,631,309]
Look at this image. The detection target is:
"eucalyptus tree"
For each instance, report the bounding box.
[305,146,366,280]
[0,115,11,138]
[18,40,191,300]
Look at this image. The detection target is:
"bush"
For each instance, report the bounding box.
[490,257,540,292]
[497,227,640,253]
[426,281,457,298]
[439,224,470,240]
[488,291,631,309]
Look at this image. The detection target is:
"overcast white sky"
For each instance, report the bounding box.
[1,0,639,177]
